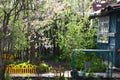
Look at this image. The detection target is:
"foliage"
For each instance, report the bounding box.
[3,60,15,65]
[11,17,29,51]
[17,61,30,65]
[55,53,71,63]
[57,17,97,70]
[0,0,99,78]
[6,61,30,66]
[76,52,107,72]
[58,16,96,50]
[40,54,55,60]
[37,61,52,73]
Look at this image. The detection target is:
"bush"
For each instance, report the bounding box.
[37,61,52,73]
[55,54,71,62]
[76,52,107,72]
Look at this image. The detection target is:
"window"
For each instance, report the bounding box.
[97,16,109,43]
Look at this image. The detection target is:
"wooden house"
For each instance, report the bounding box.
[90,1,120,67]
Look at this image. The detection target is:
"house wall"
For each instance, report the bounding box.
[115,13,120,67]
[109,13,116,66]
[97,43,109,61]
[97,13,116,66]
[97,12,120,67]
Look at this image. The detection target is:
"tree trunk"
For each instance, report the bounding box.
[30,42,35,63]
[0,51,3,79]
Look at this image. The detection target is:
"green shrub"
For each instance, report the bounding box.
[55,54,71,62]
[76,52,107,72]
[37,62,52,73]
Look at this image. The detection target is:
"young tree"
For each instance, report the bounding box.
[56,0,96,59]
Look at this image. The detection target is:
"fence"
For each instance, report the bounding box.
[6,64,37,74]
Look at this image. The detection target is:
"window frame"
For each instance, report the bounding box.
[97,16,109,43]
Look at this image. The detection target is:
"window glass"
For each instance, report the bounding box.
[97,16,109,43]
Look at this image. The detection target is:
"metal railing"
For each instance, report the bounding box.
[71,49,114,79]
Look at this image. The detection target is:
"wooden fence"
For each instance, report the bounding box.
[6,64,37,74]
